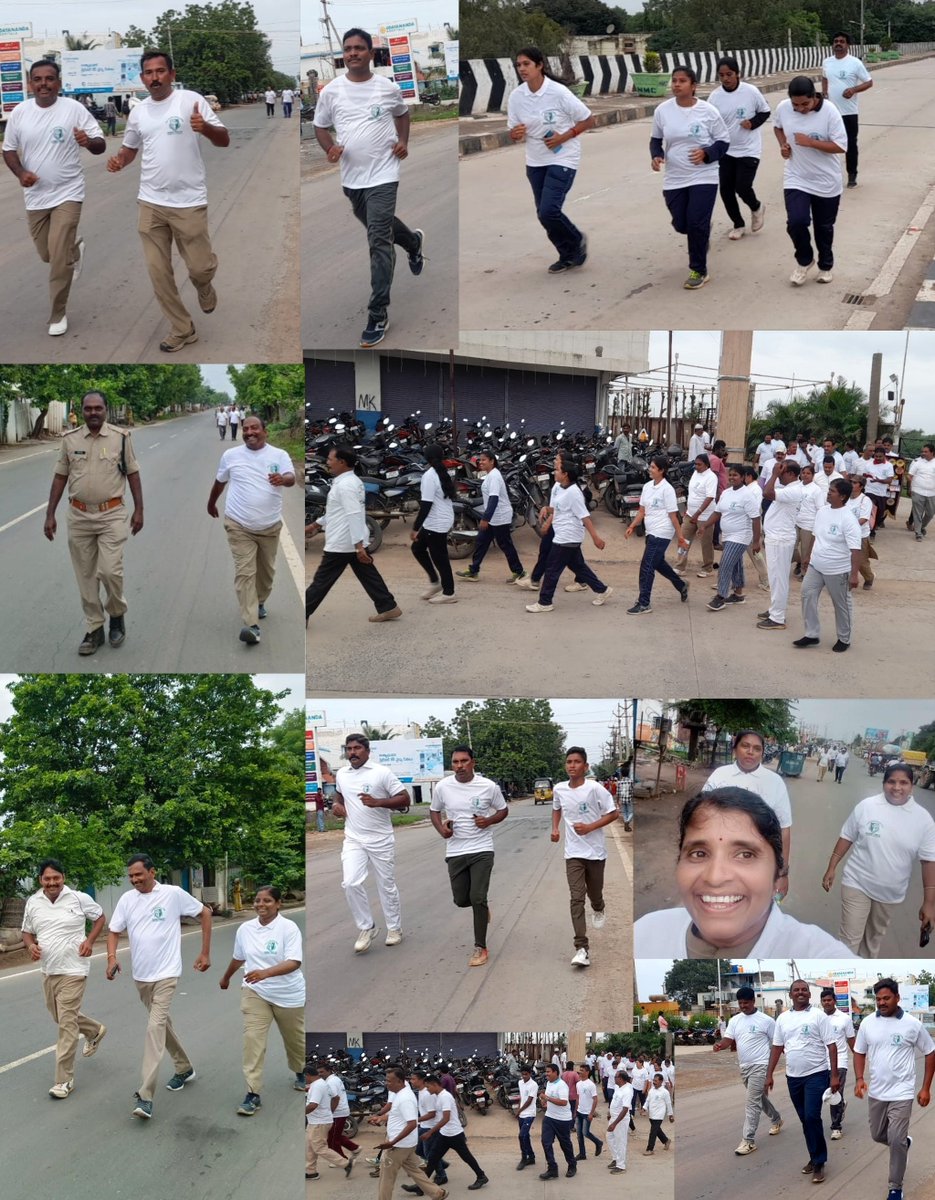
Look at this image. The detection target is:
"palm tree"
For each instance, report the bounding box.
[64,33,102,51]
[360,723,396,741]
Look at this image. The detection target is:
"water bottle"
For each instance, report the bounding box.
[544,129,561,155]
[677,545,687,558]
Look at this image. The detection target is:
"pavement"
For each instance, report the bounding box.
[305,797,633,1030]
[306,506,935,699]
[1,910,306,1198]
[0,103,298,364]
[458,57,935,332]
[0,408,305,672]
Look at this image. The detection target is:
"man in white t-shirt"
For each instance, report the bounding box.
[863,446,895,532]
[423,1076,488,1187]
[758,457,805,630]
[227,404,239,441]
[264,88,276,118]
[281,87,295,118]
[105,854,212,1120]
[2,59,106,336]
[607,1070,632,1172]
[314,28,424,349]
[516,1064,540,1168]
[334,733,411,953]
[551,746,619,968]
[539,1064,578,1178]
[909,443,935,539]
[643,1073,674,1153]
[575,1062,603,1158]
[306,1061,350,1179]
[822,32,872,187]
[714,985,783,1154]
[819,989,856,1139]
[207,414,295,646]
[430,745,508,969]
[854,978,935,1200]
[107,50,230,353]
[21,858,107,1099]
[367,1068,447,1197]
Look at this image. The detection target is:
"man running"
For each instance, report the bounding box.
[422,1075,489,1190]
[368,1067,448,1199]
[713,985,783,1156]
[822,32,872,188]
[819,988,855,1140]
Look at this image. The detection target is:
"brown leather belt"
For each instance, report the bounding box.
[69,497,124,513]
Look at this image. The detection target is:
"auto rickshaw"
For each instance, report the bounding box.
[533,777,554,804]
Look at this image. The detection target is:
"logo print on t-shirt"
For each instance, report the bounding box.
[690,123,703,138]
[265,939,278,953]
[369,105,384,119]
[51,126,65,143]
[867,821,882,837]
[152,906,166,921]
[829,524,839,535]
[543,110,557,124]
[167,116,184,134]
[736,107,746,119]
[891,1034,903,1046]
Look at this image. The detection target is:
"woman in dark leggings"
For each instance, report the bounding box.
[516,449,589,593]
[411,443,457,603]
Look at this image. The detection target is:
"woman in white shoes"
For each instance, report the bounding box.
[411,443,457,604]
[773,77,847,287]
[674,452,718,577]
[525,458,610,613]
[708,57,771,241]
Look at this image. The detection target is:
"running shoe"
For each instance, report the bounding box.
[385,928,403,946]
[571,947,591,967]
[790,264,813,286]
[237,1092,262,1116]
[49,1080,74,1099]
[683,271,708,290]
[525,602,554,613]
[728,227,744,240]
[816,270,833,284]
[166,1068,196,1091]
[626,603,652,615]
[564,582,589,592]
[360,320,388,348]
[734,1140,756,1155]
[592,586,613,606]
[547,260,572,274]
[751,203,766,232]
[408,230,426,275]
[354,925,378,953]
[707,595,726,611]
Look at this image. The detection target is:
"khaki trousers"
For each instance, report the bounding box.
[566,857,606,951]
[27,199,82,322]
[857,537,875,583]
[42,973,102,1083]
[223,517,282,625]
[840,883,896,958]
[679,516,715,570]
[134,977,193,1100]
[378,1146,445,1200]
[306,1123,345,1173]
[137,202,217,335]
[66,503,129,631]
[240,988,304,1092]
[794,525,815,567]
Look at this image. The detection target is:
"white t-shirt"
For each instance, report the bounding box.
[846,492,873,538]
[651,97,730,189]
[822,54,871,116]
[264,90,276,104]
[314,74,408,189]
[551,483,589,545]
[335,760,406,846]
[715,486,761,545]
[232,913,304,1006]
[108,881,204,983]
[634,903,856,959]
[3,96,103,210]
[216,443,293,530]
[430,772,507,857]
[763,479,805,540]
[629,1065,649,1092]
[773,98,847,197]
[840,793,935,903]
[228,409,239,426]
[863,459,894,497]
[773,1007,837,1078]
[708,81,770,158]
[686,468,718,517]
[481,466,514,526]
[756,441,776,463]
[386,1086,419,1146]
[796,480,824,531]
[21,885,103,977]
[544,1078,572,1120]
[327,1073,350,1118]
[759,458,782,489]
[645,1085,673,1119]
[282,89,295,105]
[910,457,935,497]
[419,469,454,534]
[855,1012,935,1102]
[725,1011,776,1067]
[640,477,679,539]
[688,433,707,460]
[506,77,592,170]
[307,1076,334,1125]
[123,89,224,206]
[842,449,862,476]
[518,1077,539,1122]
[216,409,228,427]
[576,1077,598,1117]
[809,504,862,573]
[703,761,792,827]
[609,1083,632,1120]
[823,1008,856,1072]
[434,1087,464,1135]
[553,778,617,860]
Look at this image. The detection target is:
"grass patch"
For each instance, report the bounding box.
[268,427,303,462]
[412,107,458,123]
[319,810,429,832]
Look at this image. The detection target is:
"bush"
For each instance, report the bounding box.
[643,50,662,72]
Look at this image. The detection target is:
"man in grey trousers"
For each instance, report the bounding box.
[713,985,783,1156]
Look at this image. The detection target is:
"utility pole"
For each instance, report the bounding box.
[867,352,882,444]
[320,0,339,71]
[666,331,674,446]
[716,330,754,460]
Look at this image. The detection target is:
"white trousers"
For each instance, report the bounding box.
[341,837,401,931]
[765,536,795,623]
[607,1122,629,1168]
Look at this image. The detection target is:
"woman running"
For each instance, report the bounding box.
[456,450,525,582]
[707,56,770,240]
[773,76,847,286]
[411,442,457,603]
[650,66,730,289]
[507,46,595,274]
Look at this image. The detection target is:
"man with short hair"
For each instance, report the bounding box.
[614,423,633,463]
[430,745,508,969]
[281,86,295,118]
[21,858,107,1100]
[107,50,230,353]
[819,989,855,1140]
[908,443,935,540]
[642,1073,674,1154]
[2,59,105,336]
[822,32,872,187]
[106,853,212,1120]
[607,1070,631,1173]
[405,1068,449,1189]
[574,1062,602,1159]
[306,1061,350,1179]
[264,87,276,118]
[854,978,935,1200]
[422,1075,488,1190]
[757,457,804,631]
[207,413,295,646]
[516,1064,539,1169]
[539,1063,578,1180]
[318,1061,360,1163]
[367,1068,447,1199]
[713,985,783,1155]
[863,445,895,532]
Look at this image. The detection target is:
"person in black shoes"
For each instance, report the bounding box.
[516,1064,539,1169]
[539,1063,578,1179]
[422,1076,489,1190]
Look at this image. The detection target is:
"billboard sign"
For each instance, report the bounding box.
[904,985,930,1012]
[61,49,144,94]
[0,40,25,116]
[379,19,419,35]
[370,738,444,782]
[444,40,459,81]
[865,728,889,743]
[387,33,417,101]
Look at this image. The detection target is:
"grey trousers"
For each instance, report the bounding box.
[801,565,853,643]
[829,1066,847,1130]
[911,492,935,533]
[868,1097,913,1189]
[343,182,419,323]
[740,1062,781,1142]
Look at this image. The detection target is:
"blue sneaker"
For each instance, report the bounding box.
[132,1092,153,1119]
[886,1190,903,1200]
[237,1092,262,1116]
[166,1068,196,1091]
[360,320,388,348]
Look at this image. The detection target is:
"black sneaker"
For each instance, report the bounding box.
[79,627,105,656]
[565,1166,577,1177]
[257,603,268,619]
[847,174,857,188]
[109,615,126,647]
[793,636,820,648]
[539,1170,559,1180]
[237,1092,262,1115]
[832,640,850,653]
[360,319,388,348]
[467,1176,489,1190]
[725,594,745,604]
[680,583,690,602]
[132,1092,153,1119]
[239,624,261,645]
[166,1068,196,1091]
[707,594,726,611]
[548,260,572,274]
[569,234,588,268]
[627,602,652,615]
[408,229,426,275]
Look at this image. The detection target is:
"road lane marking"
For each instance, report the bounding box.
[0,503,45,535]
[0,1046,56,1074]
[0,447,58,466]
[148,443,160,448]
[280,521,305,598]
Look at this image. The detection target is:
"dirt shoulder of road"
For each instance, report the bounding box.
[677,1046,787,1095]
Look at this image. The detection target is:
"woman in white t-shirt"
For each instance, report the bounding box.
[624,455,689,614]
[772,77,847,286]
[410,443,457,603]
[675,453,719,577]
[219,885,306,1116]
[457,449,525,582]
[701,463,762,609]
[525,458,610,612]
[650,67,730,290]
[708,57,771,240]
[845,473,875,587]
[507,46,595,273]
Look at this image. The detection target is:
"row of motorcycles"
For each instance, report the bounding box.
[305,412,695,556]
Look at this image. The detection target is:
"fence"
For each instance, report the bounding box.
[0,398,66,444]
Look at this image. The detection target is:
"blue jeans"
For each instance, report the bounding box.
[620,795,634,823]
[470,523,523,575]
[784,189,840,271]
[787,1068,829,1167]
[518,1116,535,1161]
[663,184,718,273]
[316,809,325,832]
[526,165,584,262]
[538,542,607,606]
[638,534,685,606]
[541,1115,576,1171]
[576,1111,602,1156]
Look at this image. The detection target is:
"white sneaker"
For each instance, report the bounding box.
[515,576,537,590]
[751,203,766,232]
[525,602,554,613]
[427,593,457,604]
[734,1140,756,1156]
[564,582,589,592]
[48,316,68,336]
[696,569,711,578]
[72,237,85,282]
[768,1118,783,1135]
[817,270,833,283]
[421,583,442,599]
[571,947,591,967]
[354,925,378,954]
[385,927,403,946]
[49,1080,74,1099]
[790,263,813,286]
[728,227,744,240]
[829,1129,842,1140]
[592,586,613,607]
[591,908,607,929]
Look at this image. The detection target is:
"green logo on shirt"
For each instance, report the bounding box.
[868,821,882,837]
[369,105,384,119]
[543,110,557,124]
[151,906,166,921]
[736,107,747,118]
[891,1034,903,1046]
[690,123,702,138]
[167,116,183,133]
[265,939,278,953]
[51,126,65,143]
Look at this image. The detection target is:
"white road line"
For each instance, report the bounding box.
[170,434,178,439]
[0,446,58,466]
[843,309,877,331]
[148,443,160,448]
[280,521,305,598]
[0,503,45,535]
[0,1046,57,1074]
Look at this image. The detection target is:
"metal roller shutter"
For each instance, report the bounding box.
[380,358,445,424]
[305,358,356,415]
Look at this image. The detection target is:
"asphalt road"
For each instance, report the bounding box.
[0,910,306,1198]
[302,121,458,351]
[305,798,633,1030]
[0,103,299,363]
[675,1046,935,1200]
[0,409,305,672]
[634,756,935,958]
[306,508,935,698]
[459,57,935,332]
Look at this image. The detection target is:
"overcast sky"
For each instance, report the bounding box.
[637,958,930,997]
[301,1,456,44]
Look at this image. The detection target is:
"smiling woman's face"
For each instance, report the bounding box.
[676,804,778,949]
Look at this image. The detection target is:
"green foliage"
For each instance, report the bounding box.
[746,381,883,457]
[422,698,567,787]
[675,700,798,755]
[663,958,732,1008]
[529,0,622,36]
[642,50,662,71]
[910,719,935,761]
[460,0,566,58]
[0,814,126,899]
[228,363,303,434]
[916,970,935,1005]
[594,1030,667,1057]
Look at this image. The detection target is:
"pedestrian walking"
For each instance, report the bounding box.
[854,978,935,1200]
[207,414,296,646]
[793,463,823,577]
[845,474,875,586]
[713,985,783,1156]
[407,1069,450,1187]
[306,1064,351,1179]
[264,88,276,118]
[574,1063,603,1159]
[618,757,634,832]
[688,423,708,460]
[551,746,618,967]
[708,57,770,240]
[366,1068,448,1198]
[625,454,690,614]
[817,748,831,782]
[757,457,804,631]
[228,404,240,441]
[702,463,762,610]
[422,1077,489,1190]
[2,59,104,336]
[306,445,402,624]
[430,745,508,968]
[105,854,212,1120]
[104,97,118,136]
[629,1057,649,1119]
[320,1062,361,1162]
[281,86,294,118]
[863,445,895,531]
[507,46,594,274]
[833,747,850,784]
[822,32,873,187]
[742,464,770,589]
[606,1071,632,1173]
[795,479,862,653]
[561,1061,579,1119]
[650,66,729,289]
[44,390,143,656]
[515,450,588,595]
[643,1074,674,1154]
[674,453,718,578]
[411,443,457,603]
[773,77,847,286]
[457,450,525,582]
[218,885,306,1116]
[107,51,229,353]
[819,989,855,1140]
[313,29,425,348]
[216,406,229,439]
[20,859,107,1100]
[539,1064,578,1179]
[516,1065,539,1169]
[908,443,935,539]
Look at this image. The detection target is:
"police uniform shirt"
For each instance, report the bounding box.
[55,422,140,505]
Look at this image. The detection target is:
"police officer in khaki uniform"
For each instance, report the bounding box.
[44,390,144,655]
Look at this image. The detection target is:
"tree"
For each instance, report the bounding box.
[422,698,567,788]
[64,33,102,50]
[747,380,887,457]
[911,719,935,760]
[460,0,565,58]
[917,970,935,1005]
[529,0,622,36]
[228,363,303,434]
[123,25,149,46]
[663,958,732,1009]
[675,700,798,761]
